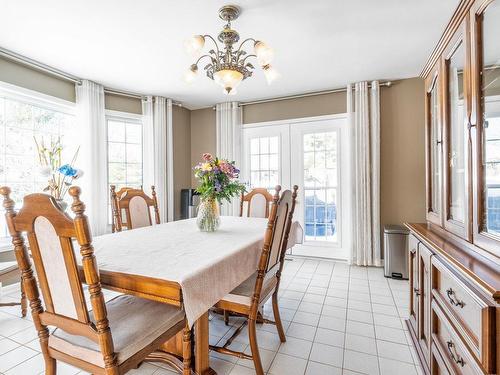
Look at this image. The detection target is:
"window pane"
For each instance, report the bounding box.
[126,123,141,144]
[108,142,125,162]
[108,121,125,142]
[481,0,500,235]
[250,138,259,154]
[5,100,32,129]
[303,130,338,243]
[447,40,466,223]
[260,137,269,154]
[0,95,75,238]
[109,163,126,183]
[126,144,142,163]
[248,136,280,189]
[429,80,441,215]
[106,117,144,225]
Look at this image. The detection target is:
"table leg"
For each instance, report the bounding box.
[195,312,216,375]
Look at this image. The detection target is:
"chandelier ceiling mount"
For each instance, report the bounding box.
[184,5,279,95]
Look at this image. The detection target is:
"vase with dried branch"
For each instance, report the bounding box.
[34,136,83,211]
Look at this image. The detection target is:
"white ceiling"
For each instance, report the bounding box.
[0,0,460,109]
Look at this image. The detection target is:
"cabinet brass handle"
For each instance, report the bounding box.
[446,288,465,308]
[413,287,420,296]
[446,340,465,367]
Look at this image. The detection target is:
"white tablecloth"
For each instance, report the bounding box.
[91,217,302,326]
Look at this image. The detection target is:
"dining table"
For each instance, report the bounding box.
[86,216,303,375]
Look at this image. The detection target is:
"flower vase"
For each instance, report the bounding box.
[196,198,220,232]
[56,199,68,212]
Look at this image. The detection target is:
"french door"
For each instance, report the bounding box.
[242,115,350,260]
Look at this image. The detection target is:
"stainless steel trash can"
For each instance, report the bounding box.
[383,225,409,279]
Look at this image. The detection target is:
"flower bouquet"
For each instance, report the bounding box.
[34,136,83,211]
[193,153,246,231]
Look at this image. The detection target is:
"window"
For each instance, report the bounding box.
[106,113,143,192]
[248,136,279,190]
[303,131,338,242]
[484,116,500,235]
[0,83,75,238]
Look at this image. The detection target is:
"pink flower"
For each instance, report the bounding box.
[202,153,213,161]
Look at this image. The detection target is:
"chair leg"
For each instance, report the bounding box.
[182,324,192,375]
[248,318,264,375]
[44,356,56,375]
[272,292,286,342]
[223,310,229,325]
[20,281,27,318]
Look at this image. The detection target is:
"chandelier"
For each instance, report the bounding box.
[184,5,279,95]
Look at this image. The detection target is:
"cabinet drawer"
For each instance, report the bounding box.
[431,301,484,375]
[431,257,495,371]
[431,344,454,375]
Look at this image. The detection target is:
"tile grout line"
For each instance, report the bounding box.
[367,268,382,375]
[303,259,337,374]
[268,258,319,375]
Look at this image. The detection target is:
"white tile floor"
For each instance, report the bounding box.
[0,257,422,375]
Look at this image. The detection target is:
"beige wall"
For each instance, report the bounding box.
[190,107,217,186]
[243,91,346,124]
[0,57,76,102]
[380,78,426,227]
[173,105,192,220]
[190,78,426,228]
[104,93,142,114]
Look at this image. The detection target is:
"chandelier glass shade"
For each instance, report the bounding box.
[184,5,278,94]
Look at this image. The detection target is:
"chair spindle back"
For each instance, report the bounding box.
[110,185,160,232]
[1,186,117,366]
[240,188,273,218]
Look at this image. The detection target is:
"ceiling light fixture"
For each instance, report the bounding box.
[184,5,278,95]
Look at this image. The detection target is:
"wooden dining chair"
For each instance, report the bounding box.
[0,186,192,375]
[0,253,27,317]
[110,185,160,232]
[211,185,298,375]
[239,188,274,218]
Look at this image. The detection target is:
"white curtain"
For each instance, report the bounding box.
[142,96,155,191]
[216,102,242,216]
[152,97,174,223]
[76,80,108,236]
[348,81,382,266]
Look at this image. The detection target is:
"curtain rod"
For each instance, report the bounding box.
[0,46,81,84]
[240,81,392,107]
[210,81,392,109]
[0,46,183,107]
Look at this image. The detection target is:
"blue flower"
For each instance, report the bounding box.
[58,164,77,177]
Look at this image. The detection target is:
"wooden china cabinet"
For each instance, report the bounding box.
[405,0,500,374]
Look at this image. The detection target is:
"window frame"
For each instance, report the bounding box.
[105,110,144,225]
[0,81,76,244]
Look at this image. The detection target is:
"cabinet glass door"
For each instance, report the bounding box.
[426,68,443,226]
[444,25,470,239]
[472,0,500,255]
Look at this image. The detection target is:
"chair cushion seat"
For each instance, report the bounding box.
[220,264,279,308]
[49,294,185,368]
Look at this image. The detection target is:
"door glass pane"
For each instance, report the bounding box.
[447,40,466,223]
[429,80,441,215]
[303,131,338,243]
[481,1,500,235]
[248,136,279,190]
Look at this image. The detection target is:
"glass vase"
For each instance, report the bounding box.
[196,198,220,232]
[56,198,68,212]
